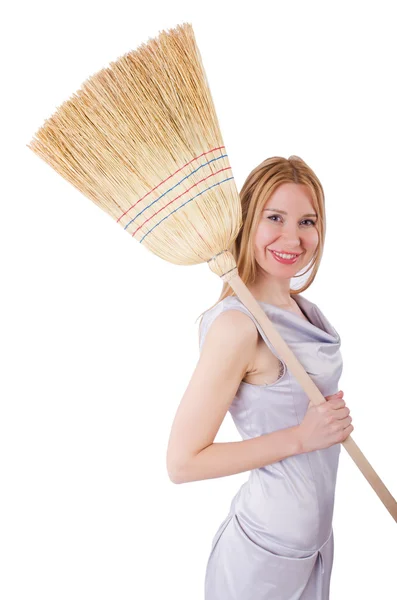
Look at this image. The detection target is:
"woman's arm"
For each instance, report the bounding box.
[166,309,303,484]
[171,426,302,484]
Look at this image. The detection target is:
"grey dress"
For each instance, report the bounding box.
[199,293,343,600]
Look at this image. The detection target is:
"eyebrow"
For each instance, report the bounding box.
[264,208,318,217]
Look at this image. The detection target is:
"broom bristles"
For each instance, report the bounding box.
[27,22,242,269]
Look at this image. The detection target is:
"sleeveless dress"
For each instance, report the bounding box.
[198,293,343,600]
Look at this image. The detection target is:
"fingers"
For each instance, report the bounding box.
[340,414,352,427]
[341,422,354,439]
[326,390,343,400]
[333,406,350,419]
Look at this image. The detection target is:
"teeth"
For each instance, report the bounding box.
[273,251,298,259]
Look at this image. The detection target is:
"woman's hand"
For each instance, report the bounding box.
[298,390,353,453]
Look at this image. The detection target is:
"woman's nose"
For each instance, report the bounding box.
[279,233,301,245]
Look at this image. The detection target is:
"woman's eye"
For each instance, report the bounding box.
[267,215,316,226]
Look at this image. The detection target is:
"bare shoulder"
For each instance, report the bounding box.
[204,306,259,348]
[200,306,259,375]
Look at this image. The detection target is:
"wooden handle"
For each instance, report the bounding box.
[228,275,397,523]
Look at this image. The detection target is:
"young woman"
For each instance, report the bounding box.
[166,155,354,599]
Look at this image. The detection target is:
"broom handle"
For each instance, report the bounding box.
[228,274,397,523]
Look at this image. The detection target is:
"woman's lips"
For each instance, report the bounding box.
[269,249,301,264]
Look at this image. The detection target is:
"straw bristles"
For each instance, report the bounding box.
[27,22,242,273]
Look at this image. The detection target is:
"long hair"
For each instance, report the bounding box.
[196,155,326,326]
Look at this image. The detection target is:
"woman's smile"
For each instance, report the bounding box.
[269,249,302,264]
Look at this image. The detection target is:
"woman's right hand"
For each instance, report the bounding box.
[297,390,354,453]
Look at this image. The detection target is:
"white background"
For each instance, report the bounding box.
[2,0,397,598]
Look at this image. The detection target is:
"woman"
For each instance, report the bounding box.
[166,155,354,599]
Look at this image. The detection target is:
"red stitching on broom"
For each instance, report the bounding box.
[131,166,232,238]
[116,146,226,222]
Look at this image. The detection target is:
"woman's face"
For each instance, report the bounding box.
[253,182,319,276]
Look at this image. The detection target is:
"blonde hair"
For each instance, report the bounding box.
[196,154,326,326]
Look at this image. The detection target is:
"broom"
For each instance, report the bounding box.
[27,22,396,523]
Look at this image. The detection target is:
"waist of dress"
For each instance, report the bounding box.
[230,454,338,550]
